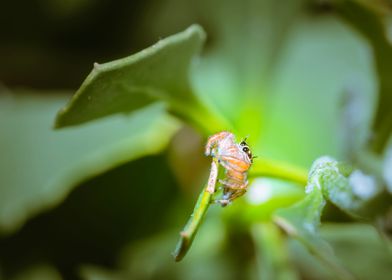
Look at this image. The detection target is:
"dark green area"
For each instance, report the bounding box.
[0,155,179,279]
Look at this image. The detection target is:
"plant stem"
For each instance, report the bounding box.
[250,158,308,186]
[172,159,218,261]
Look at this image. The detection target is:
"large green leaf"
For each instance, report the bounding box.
[289,223,392,280]
[8,263,62,280]
[55,24,225,133]
[0,91,179,234]
[55,0,378,168]
[321,223,392,280]
[273,155,390,279]
[336,1,392,153]
[274,187,328,256]
[186,0,375,166]
[252,223,299,280]
[273,187,354,280]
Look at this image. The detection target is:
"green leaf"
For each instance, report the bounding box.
[338,82,377,161]
[308,156,385,218]
[55,25,225,133]
[274,187,327,254]
[289,223,392,280]
[274,187,354,280]
[10,264,62,280]
[259,14,377,166]
[172,184,213,262]
[336,1,392,153]
[348,0,392,16]
[108,225,230,280]
[177,1,375,167]
[146,1,377,166]
[322,223,392,280]
[0,91,179,234]
[252,223,299,280]
[79,265,123,280]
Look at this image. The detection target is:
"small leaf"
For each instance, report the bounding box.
[274,187,327,251]
[308,156,384,218]
[0,92,179,234]
[172,187,212,262]
[274,187,354,280]
[55,24,222,132]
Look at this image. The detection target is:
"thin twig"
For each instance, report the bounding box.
[206,159,219,193]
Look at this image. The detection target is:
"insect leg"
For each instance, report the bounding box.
[211,199,230,207]
[228,189,247,200]
[219,178,244,189]
[219,179,248,190]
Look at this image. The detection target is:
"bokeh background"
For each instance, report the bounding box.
[1,0,392,279]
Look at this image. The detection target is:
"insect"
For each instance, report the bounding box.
[205,131,253,206]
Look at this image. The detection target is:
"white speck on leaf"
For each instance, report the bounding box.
[349,170,378,200]
[305,183,314,194]
[303,222,316,234]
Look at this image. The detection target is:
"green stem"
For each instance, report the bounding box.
[172,185,213,261]
[170,94,234,135]
[250,158,308,186]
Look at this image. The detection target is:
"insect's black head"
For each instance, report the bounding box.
[240,140,253,162]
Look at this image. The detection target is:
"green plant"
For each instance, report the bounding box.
[55,7,391,279]
[1,0,392,279]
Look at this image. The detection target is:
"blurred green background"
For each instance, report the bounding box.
[1,0,392,279]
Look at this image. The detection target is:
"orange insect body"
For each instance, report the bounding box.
[205,131,253,206]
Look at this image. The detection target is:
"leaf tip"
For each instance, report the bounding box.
[93,62,104,74]
[53,102,75,129]
[186,24,207,43]
[172,236,186,262]
[53,110,65,129]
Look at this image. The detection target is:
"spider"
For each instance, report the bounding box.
[205,131,253,206]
